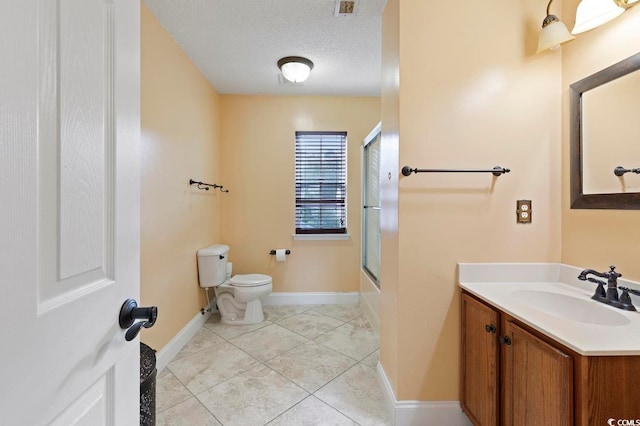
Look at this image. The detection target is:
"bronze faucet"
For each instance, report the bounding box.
[578,266,636,311]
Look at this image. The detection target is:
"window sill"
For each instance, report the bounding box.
[293,234,351,241]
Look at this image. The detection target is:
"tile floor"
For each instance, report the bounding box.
[157,304,392,426]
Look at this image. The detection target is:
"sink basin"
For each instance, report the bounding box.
[512,289,631,326]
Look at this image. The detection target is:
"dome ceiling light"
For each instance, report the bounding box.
[277,56,314,83]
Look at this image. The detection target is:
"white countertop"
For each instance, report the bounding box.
[458,263,640,356]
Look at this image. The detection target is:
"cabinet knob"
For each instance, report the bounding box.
[499,336,512,345]
[485,324,497,334]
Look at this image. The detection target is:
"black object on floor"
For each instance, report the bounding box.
[140,343,157,426]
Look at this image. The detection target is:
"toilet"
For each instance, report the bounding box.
[197,244,272,325]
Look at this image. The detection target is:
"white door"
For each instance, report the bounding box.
[0,0,141,425]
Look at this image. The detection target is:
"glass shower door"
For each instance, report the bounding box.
[362,125,381,285]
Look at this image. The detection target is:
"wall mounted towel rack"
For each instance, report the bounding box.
[614,166,640,176]
[189,179,229,192]
[401,166,510,177]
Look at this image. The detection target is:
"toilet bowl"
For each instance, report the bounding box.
[214,274,272,324]
[197,245,272,325]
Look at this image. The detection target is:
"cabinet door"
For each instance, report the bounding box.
[461,293,499,426]
[501,319,573,426]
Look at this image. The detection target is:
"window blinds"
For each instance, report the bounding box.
[295,131,347,234]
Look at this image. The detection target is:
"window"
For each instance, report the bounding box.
[295,131,347,235]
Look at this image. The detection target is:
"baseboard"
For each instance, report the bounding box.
[360,295,379,329]
[377,362,472,426]
[359,271,380,329]
[376,362,398,423]
[155,303,214,373]
[263,292,360,306]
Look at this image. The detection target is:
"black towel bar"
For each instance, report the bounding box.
[614,166,640,176]
[402,166,510,177]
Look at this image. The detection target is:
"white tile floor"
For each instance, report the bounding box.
[156,304,392,426]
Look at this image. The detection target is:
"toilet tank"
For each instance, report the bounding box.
[197,244,229,288]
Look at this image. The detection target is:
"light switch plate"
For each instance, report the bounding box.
[516,200,532,223]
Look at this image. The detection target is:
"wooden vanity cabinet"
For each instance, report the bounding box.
[461,293,499,425]
[462,292,571,425]
[500,317,573,426]
[461,291,640,426]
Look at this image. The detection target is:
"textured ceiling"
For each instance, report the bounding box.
[143,0,385,96]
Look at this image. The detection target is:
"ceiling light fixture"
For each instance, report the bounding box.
[572,0,625,34]
[537,0,575,53]
[277,56,314,83]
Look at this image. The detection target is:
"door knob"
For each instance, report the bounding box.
[119,299,158,341]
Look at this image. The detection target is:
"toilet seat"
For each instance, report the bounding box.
[229,273,272,287]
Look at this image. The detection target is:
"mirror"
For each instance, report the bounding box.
[570,52,640,209]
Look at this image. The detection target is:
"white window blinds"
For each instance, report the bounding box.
[295,131,347,234]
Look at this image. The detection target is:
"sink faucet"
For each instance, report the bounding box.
[578,265,621,300]
[578,266,636,311]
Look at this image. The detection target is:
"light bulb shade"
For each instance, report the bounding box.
[277,56,314,83]
[572,0,625,34]
[537,19,575,52]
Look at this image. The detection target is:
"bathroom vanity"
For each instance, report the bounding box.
[458,263,640,426]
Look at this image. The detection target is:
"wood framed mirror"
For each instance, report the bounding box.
[570,52,640,209]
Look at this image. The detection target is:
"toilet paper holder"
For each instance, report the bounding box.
[269,249,291,256]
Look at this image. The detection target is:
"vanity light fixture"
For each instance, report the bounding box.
[572,0,625,34]
[277,56,314,83]
[614,0,640,8]
[537,0,575,53]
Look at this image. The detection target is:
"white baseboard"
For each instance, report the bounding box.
[360,296,379,329]
[263,292,360,306]
[359,271,380,329]
[377,362,398,423]
[155,304,213,373]
[377,363,472,426]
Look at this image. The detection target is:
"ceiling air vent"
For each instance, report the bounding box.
[335,0,357,16]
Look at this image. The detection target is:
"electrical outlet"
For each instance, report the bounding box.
[516,200,532,223]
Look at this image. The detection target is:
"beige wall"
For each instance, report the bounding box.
[380,0,563,400]
[140,5,222,349]
[561,2,640,279]
[219,95,380,293]
[379,0,400,398]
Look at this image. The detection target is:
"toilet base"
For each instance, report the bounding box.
[215,290,266,325]
[221,299,265,325]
